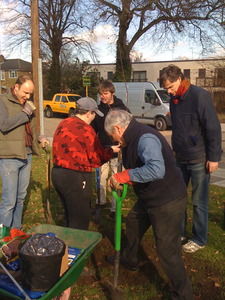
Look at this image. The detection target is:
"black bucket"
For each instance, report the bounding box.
[19,234,65,291]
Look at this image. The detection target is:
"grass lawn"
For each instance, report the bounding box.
[0,148,225,299]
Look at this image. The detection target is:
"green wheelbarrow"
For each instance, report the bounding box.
[0,224,102,300]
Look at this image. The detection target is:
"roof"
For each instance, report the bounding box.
[91,57,225,66]
[1,59,32,72]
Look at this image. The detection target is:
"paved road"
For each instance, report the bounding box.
[44,117,225,188]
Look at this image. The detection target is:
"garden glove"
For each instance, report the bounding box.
[108,169,132,192]
[22,100,36,116]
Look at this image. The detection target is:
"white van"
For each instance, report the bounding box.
[113,82,171,131]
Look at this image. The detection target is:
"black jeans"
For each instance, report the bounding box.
[52,166,92,230]
[121,194,193,300]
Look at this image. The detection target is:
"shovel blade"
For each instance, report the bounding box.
[106,281,126,300]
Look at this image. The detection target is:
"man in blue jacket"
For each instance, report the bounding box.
[105,109,193,300]
[160,64,222,253]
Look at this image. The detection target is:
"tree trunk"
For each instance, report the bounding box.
[113,5,132,82]
[48,47,61,98]
[114,40,132,82]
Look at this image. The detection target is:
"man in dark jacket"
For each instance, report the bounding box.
[91,80,129,213]
[105,109,193,300]
[160,64,222,253]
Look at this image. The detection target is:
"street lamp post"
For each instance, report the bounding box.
[0,55,4,95]
[31,0,40,133]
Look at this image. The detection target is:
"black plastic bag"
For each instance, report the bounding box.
[19,233,66,291]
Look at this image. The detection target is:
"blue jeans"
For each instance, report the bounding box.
[177,162,210,246]
[121,195,193,300]
[0,154,32,229]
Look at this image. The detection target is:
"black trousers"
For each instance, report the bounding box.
[122,194,193,300]
[52,166,92,230]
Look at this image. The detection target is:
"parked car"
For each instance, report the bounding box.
[44,93,81,118]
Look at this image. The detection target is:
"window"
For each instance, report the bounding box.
[157,90,170,103]
[199,69,206,78]
[61,96,68,103]
[107,72,113,80]
[67,95,81,102]
[55,95,61,102]
[145,90,158,105]
[183,69,190,79]
[215,68,225,87]
[1,70,5,80]
[132,71,147,82]
[9,70,18,78]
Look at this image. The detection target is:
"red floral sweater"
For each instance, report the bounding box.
[53,117,113,172]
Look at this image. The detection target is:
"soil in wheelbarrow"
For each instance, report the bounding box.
[69,206,225,300]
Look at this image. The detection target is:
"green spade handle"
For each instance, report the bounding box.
[112,184,128,251]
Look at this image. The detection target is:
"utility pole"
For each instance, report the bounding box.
[31,0,40,133]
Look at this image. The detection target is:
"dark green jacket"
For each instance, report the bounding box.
[0,91,40,159]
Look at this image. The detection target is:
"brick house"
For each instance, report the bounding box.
[0,56,32,93]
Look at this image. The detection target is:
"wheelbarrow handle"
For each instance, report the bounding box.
[43,141,53,223]
[43,142,50,155]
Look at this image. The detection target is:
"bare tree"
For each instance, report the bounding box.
[90,0,225,81]
[0,0,96,95]
[204,10,225,56]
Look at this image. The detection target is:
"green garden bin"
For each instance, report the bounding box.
[0,224,102,300]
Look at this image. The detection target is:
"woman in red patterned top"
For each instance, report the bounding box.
[52,97,121,230]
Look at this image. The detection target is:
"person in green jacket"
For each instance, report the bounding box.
[0,75,48,229]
